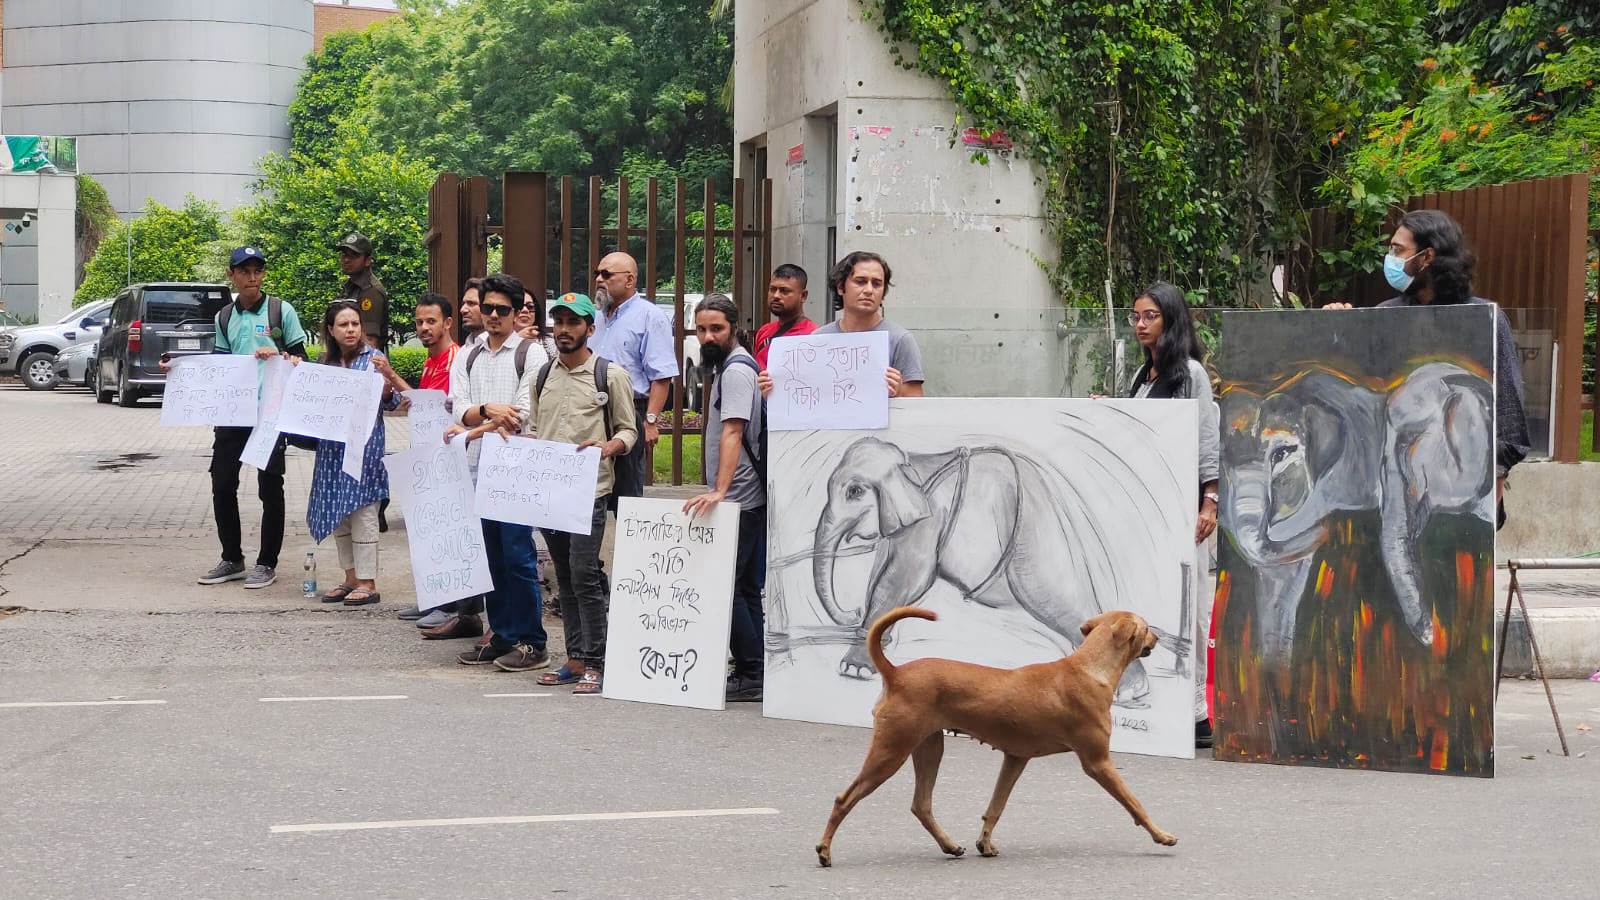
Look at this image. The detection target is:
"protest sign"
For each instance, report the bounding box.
[384,435,494,611]
[159,355,258,427]
[473,434,601,533]
[403,389,451,449]
[602,498,739,711]
[277,362,383,444]
[340,373,385,482]
[240,356,291,470]
[765,331,890,431]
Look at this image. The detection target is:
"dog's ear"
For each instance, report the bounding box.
[1080,612,1109,637]
[1111,617,1140,648]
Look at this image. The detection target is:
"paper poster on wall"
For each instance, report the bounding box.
[240,356,291,470]
[765,331,890,431]
[603,497,740,711]
[765,398,1198,759]
[473,434,601,533]
[159,354,259,427]
[403,389,451,449]
[277,362,383,443]
[384,435,494,611]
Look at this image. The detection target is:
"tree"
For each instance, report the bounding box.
[74,197,224,306]
[74,173,117,288]
[236,124,435,343]
[286,28,389,164]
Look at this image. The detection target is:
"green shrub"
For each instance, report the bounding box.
[387,346,427,387]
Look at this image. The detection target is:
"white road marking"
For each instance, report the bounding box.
[483,692,553,698]
[271,806,781,834]
[258,695,408,703]
[0,699,167,709]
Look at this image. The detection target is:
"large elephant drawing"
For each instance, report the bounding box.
[808,436,1183,707]
[1219,363,1493,667]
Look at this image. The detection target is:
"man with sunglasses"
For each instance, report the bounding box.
[591,252,678,508]
[444,273,552,673]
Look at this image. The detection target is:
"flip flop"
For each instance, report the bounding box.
[321,585,354,603]
[538,665,583,686]
[343,589,381,606]
[573,671,603,695]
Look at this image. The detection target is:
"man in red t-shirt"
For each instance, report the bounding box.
[752,264,818,368]
[416,293,458,391]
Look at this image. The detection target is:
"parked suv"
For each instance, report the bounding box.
[96,283,231,406]
[0,298,113,390]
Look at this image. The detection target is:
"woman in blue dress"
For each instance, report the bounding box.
[308,300,404,606]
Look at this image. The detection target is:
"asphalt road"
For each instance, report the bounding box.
[2,383,1599,900]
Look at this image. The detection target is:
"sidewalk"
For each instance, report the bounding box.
[1494,565,1600,679]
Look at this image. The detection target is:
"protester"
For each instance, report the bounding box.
[459,277,485,345]
[752,264,818,368]
[1324,209,1530,524]
[1123,281,1220,748]
[758,251,923,399]
[683,295,767,702]
[517,289,559,359]
[184,246,308,590]
[443,273,552,672]
[507,292,639,695]
[306,301,403,606]
[335,231,388,349]
[591,251,678,507]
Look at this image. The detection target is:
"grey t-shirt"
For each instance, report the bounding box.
[704,346,765,509]
[814,318,925,384]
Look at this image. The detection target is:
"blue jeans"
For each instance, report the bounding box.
[482,519,546,650]
[729,506,768,678]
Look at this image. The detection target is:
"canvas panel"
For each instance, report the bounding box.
[764,398,1199,759]
[1213,306,1497,776]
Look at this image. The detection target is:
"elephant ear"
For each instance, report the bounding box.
[1303,401,1346,481]
[876,464,932,535]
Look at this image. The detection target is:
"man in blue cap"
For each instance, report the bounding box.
[193,246,309,589]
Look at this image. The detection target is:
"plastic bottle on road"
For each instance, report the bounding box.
[302,552,317,598]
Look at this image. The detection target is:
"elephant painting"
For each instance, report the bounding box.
[765,399,1201,759]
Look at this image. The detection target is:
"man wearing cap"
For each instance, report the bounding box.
[187,247,309,589]
[335,231,388,349]
[525,292,637,695]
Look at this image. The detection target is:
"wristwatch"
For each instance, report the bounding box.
[645,413,659,425]
[1203,490,1220,503]
[478,404,488,422]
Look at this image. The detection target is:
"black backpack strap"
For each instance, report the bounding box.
[594,356,614,441]
[713,355,764,477]
[464,343,485,376]
[535,359,555,399]
[216,304,233,350]
[514,339,532,379]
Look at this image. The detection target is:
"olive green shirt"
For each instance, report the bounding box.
[340,268,387,345]
[527,352,639,498]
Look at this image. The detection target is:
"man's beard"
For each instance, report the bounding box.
[700,339,731,370]
[594,287,612,310]
[556,333,587,353]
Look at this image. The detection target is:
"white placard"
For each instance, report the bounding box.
[159,354,259,427]
[602,497,739,710]
[340,373,385,482]
[473,434,601,533]
[765,331,890,431]
[240,356,291,470]
[403,389,451,449]
[384,435,494,611]
[277,361,384,443]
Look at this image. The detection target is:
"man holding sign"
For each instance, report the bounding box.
[174,246,308,590]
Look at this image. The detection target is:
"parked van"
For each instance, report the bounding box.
[96,283,231,406]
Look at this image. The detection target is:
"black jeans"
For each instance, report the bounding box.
[729,506,768,679]
[543,498,610,670]
[210,426,286,569]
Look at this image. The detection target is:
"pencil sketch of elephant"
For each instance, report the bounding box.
[1219,363,1493,667]
[808,435,1188,708]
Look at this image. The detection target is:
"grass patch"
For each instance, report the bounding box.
[653,433,704,485]
[1582,409,1598,462]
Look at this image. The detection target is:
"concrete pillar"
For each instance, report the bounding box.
[34,173,75,323]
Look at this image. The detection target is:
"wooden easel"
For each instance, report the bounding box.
[1493,559,1573,756]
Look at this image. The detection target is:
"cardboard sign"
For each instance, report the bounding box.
[159,354,258,427]
[240,356,291,470]
[277,361,384,444]
[765,331,891,431]
[473,434,601,533]
[602,497,740,711]
[384,435,494,611]
[403,389,451,449]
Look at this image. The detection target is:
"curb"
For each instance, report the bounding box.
[1495,607,1600,679]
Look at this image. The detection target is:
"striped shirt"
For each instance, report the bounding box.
[447,332,545,467]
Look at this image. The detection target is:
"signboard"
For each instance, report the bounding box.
[403,389,452,449]
[765,331,891,431]
[277,362,384,444]
[472,434,601,533]
[159,354,258,427]
[384,435,495,611]
[240,356,291,470]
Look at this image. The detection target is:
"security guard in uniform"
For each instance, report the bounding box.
[335,231,388,349]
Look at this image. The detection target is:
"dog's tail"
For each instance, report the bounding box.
[867,606,937,680]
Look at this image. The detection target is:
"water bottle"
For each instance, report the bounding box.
[302,552,317,598]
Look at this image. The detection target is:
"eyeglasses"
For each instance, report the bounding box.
[594,268,628,280]
[481,303,515,318]
[1127,311,1163,326]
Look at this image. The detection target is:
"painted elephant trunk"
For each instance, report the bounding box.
[812,512,858,626]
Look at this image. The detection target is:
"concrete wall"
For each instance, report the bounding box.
[734,0,1067,397]
[0,171,76,323]
[1499,460,1600,561]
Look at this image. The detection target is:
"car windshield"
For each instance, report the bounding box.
[143,289,229,326]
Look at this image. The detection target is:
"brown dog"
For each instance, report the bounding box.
[815,606,1178,867]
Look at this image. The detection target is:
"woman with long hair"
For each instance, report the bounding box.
[1125,281,1220,748]
[307,300,404,606]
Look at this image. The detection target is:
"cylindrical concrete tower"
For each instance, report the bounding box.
[0,0,314,215]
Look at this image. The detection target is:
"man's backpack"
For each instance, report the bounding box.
[712,353,767,480]
[534,355,615,439]
[464,338,535,381]
[216,296,288,352]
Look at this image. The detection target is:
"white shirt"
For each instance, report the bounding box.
[447,332,547,468]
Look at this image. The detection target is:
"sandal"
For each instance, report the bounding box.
[343,589,381,606]
[537,665,583,686]
[573,671,603,695]
[321,585,354,603]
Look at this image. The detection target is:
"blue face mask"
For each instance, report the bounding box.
[1383,252,1418,292]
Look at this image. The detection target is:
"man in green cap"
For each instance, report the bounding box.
[335,231,388,349]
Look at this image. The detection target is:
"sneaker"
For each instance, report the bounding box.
[397,607,427,621]
[243,565,277,590]
[197,560,246,585]
[726,674,763,703]
[458,643,506,666]
[1195,719,1214,750]
[494,644,551,673]
[416,608,453,629]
